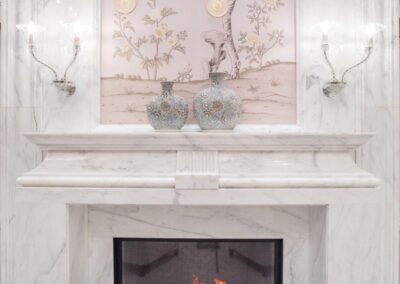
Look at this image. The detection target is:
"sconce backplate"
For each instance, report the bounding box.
[53,80,76,95]
[323,81,347,97]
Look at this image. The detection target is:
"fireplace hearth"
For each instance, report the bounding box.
[114,239,283,284]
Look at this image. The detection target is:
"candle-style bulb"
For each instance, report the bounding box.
[73,35,80,46]
[28,34,34,46]
[367,37,374,49]
[322,34,329,45]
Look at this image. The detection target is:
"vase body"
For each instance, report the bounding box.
[193,73,241,130]
[147,82,188,131]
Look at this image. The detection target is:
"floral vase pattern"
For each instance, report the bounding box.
[193,72,241,130]
[147,81,188,130]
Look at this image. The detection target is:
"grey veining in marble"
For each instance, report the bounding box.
[16,132,380,190]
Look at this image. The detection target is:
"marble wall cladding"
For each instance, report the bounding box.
[24,0,99,132]
[360,1,400,282]
[326,204,382,283]
[297,0,363,133]
[12,204,68,284]
[0,108,43,284]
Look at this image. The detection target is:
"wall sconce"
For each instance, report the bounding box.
[320,23,385,97]
[17,21,81,95]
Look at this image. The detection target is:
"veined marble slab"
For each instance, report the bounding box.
[17,132,380,193]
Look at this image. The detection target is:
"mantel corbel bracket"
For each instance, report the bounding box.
[175,151,219,190]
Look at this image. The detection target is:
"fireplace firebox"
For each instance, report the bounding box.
[114,238,283,284]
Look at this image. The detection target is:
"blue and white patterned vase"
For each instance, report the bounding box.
[193,72,241,131]
[147,82,188,131]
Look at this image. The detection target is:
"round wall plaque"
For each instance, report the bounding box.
[114,0,137,14]
[207,0,229,18]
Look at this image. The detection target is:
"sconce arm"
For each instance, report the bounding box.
[62,44,80,81]
[322,44,338,82]
[29,45,59,81]
[341,47,373,82]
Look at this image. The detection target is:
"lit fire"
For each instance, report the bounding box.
[193,275,227,284]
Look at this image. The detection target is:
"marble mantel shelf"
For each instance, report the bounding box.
[23,131,374,151]
[17,132,380,205]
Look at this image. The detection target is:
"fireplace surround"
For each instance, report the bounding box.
[15,131,381,284]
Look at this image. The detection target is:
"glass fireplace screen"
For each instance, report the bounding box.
[114,238,283,284]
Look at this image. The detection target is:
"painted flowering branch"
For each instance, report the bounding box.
[113,12,150,79]
[113,0,187,80]
[142,1,186,80]
[238,0,285,69]
[176,64,193,82]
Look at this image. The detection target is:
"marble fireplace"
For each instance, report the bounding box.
[1,0,398,283]
[16,131,381,283]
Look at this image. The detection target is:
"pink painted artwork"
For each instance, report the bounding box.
[101,0,297,124]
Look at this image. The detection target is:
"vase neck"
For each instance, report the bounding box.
[161,81,174,96]
[209,72,225,86]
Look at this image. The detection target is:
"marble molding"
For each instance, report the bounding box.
[17,132,380,190]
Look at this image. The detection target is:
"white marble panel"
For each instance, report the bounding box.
[32,150,177,176]
[88,238,114,284]
[34,0,99,132]
[360,0,400,282]
[12,203,68,284]
[88,205,317,284]
[297,0,362,133]
[69,205,88,284]
[309,207,326,283]
[0,107,42,284]
[326,204,382,284]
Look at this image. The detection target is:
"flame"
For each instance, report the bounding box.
[192,275,227,284]
[192,275,204,284]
